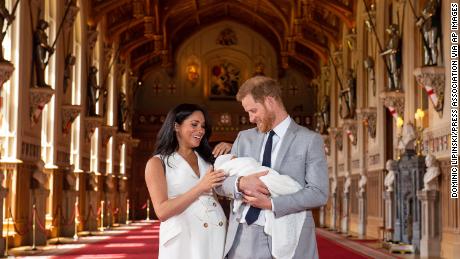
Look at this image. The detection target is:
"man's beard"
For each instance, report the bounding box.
[257,111,276,133]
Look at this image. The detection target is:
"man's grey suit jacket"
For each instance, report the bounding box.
[217,120,329,259]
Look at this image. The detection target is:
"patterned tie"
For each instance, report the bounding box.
[245,130,275,225]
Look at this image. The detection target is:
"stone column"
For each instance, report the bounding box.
[29,187,50,245]
[330,193,337,231]
[341,192,349,234]
[61,189,77,237]
[85,173,98,232]
[104,174,116,228]
[357,173,367,237]
[417,190,440,258]
[61,170,77,237]
[358,191,367,237]
[29,160,50,246]
[118,177,128,224]
[383,191,394,241]
[341,173,351,234]
[0,172,8,255]
[319,206,325,228]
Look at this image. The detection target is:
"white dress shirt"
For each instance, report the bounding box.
[238,116,292,225]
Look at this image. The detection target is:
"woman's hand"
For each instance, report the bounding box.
[197,167,227,193]
[212,142,233,157]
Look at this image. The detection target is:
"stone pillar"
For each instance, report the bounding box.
[417,190,440,258]
[0,172,8,255]
[61,190,77,237]
[29,187,50,246]
[118,177,128,224]
[85,190,98,231]
[384,191,394,241]
[104,174,116,228]
[60,169,77,236]
[341,192,349,234]
[358,191,367,236]
[28,160,50,246]
[330,193,337,231]
[341,173,351,234]
[319,206,325,228]
[85,173,98,231]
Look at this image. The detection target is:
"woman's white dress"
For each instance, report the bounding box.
[156,152,227,259]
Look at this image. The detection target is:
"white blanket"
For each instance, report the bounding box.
[215,154,306,259]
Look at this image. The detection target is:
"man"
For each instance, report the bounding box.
[380,24,401,91]
[214,76,329,259]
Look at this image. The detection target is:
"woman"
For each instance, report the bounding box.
[145,104,227,259]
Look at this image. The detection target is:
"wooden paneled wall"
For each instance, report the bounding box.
[440,159,460,258]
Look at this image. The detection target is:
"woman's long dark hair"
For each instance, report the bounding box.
[153,104,215,165]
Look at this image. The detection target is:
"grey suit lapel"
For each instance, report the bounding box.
[251,130,265,161]
[274,121,299,170]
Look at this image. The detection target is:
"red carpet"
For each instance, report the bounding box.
[316,234,372,259]
[51,221,159,259]
[45,221,372,259]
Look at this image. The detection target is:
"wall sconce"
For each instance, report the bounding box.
[187,63,199,85]
[414,108,425,155]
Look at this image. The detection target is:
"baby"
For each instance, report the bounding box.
[214,154,305,259]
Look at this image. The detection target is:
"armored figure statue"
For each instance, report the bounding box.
[0,0,14,61]
[33,19,54,88]
[416,0,441,66]
[380,24,401,91]
[118,92,129,132]
[339,69,356,119]
[320,95,330,133]
[87,66,99,116]
[63,54,76,93]
[363,56,376,96]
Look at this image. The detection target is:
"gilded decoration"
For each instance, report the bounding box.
[84,116,103,142]
[62,104,82,135]
[30,87,55,126]
[210,62,240,99]
[379,91,405,121]
[329,127,343,152]
[216,28,237,46]
[414,67,445,117]
[343,119,358,146]
[0,61,14,88]
[100,125,117,145]
[357,107,377,139]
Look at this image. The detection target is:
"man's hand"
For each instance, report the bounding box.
[243,190,272,210]
[238,171,269,195]
[212,142,233,157]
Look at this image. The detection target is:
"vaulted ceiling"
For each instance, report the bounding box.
[89,0,356,80]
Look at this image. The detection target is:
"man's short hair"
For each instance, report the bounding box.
[236,76,283,104]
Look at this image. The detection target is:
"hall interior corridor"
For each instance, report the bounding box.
[8,220,404,259]
[0,0,457,258]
